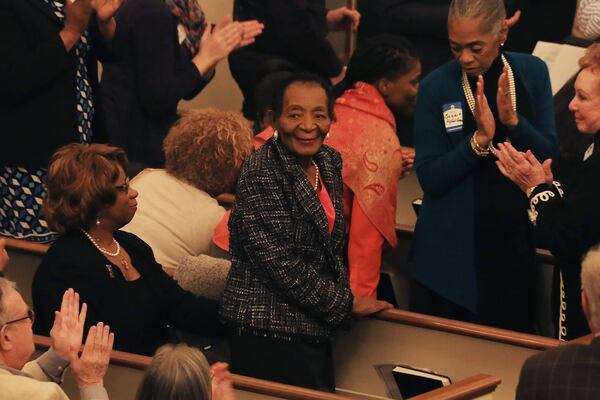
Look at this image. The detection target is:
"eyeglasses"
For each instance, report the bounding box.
[3,309,35,327]
[115,177,131,193]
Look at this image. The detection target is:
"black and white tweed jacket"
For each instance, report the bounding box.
[219,138,353,341]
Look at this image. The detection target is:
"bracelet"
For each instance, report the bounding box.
[470,131,489,157]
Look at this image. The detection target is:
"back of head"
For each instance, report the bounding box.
[164,109,254,197]
[44,143,128,234]
[448,0,506,34]
[582,245,600,332]
[341,34,419,94]
[136,344,212,400]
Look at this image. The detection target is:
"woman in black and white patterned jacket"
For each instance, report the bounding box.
[219,73,392,392]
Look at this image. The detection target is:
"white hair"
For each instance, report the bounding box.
[0,278,16,326]
[448,0,507,34]
[582,245,600,330]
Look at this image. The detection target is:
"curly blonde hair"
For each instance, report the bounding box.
[164,109,254,196]
[43,143,128,234]
[580,43,600,71]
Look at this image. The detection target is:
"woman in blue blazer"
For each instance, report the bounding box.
[411,0,557,332]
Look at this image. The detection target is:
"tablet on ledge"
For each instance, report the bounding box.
[376,364,451,399]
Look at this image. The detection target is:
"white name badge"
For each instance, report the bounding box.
[443,102,463,133]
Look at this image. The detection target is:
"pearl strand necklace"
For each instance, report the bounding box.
[81,229,130,270]
[311,160,320,191]
[462,54,516,156]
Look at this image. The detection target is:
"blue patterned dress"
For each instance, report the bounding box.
[0,0,93,243]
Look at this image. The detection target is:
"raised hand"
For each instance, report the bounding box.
[50,288,87,362]
[495,142,551,193]
[506,10,522,29]
[326,6,360,31]
[473,75,496,148]
[352,296,394,317]
[237,20,264,48]
[71,323,114,388]
[211,362,236,400]
[91,0,122,22]
[497,66,519,127]
[400,147,415,178]
[64,0,93,35]
[0,238,9,273]
[193,19,242,75]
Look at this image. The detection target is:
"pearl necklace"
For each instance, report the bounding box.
[81,229,130,270]
[311,160,320,191]
[462,54,517,114]
[462,54,516,155]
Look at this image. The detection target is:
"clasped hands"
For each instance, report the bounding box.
[472,67,519,149]
[49,288,114,389]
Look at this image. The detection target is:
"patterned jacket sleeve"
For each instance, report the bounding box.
[527,182,596,265]
[233,167,353,326]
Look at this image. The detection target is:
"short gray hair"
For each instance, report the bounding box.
[448,0,506,34]
[0,278,17,326]
[136,343,212,400]
[582,245,600,330]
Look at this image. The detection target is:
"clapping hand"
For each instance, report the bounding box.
[50,289,87,362]
[0,239,8,273]
[326,6,360,31]
[64,0,93,36]
[495,142,553,193]
[400,147,415,178]
[91,0,122,23]
[497,67,519,127]
[473,75,496,148]
[211,362,236,400]
[71,323,115,388]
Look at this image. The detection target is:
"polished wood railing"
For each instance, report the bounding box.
[34,335,500,400]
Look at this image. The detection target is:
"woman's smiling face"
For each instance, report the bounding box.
[275,82,332,160]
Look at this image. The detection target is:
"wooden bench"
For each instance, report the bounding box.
[34,335,500,400]
[5,236,557,399]
[334,309,559,400]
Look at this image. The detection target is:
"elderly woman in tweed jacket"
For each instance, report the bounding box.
[220,73,392,392]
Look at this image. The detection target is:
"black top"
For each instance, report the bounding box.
[229,0,342,119]
[0,0,108,167]
[531,133,600,339]
[357,0,452,77]
[32,230,220,355]
[100,0,210,167]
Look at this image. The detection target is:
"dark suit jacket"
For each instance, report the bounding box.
[220,138,353,341]
[229,0,342,119]
[0,0,108,167]
[100,0,210,167]
[516,335,600,399]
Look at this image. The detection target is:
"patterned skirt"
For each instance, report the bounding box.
[0,166,58,243]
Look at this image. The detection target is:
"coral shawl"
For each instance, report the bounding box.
[326,82,402,296]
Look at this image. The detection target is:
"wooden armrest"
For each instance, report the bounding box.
[567,333,594,345]
[412,374,501,400]
[373,309,559,350]
[34,335,354,399]
[2,236,49,255]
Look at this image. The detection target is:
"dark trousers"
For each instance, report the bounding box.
[229,331,335,392]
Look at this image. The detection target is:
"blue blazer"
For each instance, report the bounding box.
[411,52,558,311]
